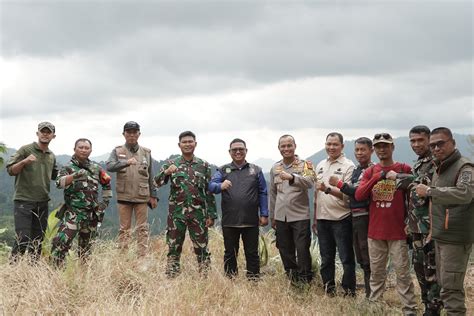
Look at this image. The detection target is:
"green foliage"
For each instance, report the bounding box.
[310,237,321,275]
[0,227,12,260]
[259,229,269,267]
[41,204,62,259]
[0,142,6,167]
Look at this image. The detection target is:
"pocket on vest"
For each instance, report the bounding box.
[138,183,149,197]
[117,181,125,193]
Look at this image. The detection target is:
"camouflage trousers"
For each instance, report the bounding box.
[166,207,210,277]
[411,233,442,315]
[51,208,99,266]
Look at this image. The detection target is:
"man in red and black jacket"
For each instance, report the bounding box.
[355,133,417,316]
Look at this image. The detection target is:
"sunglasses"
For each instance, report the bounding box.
[230,148,246,153]
[429,140,449,150]
[374,133,392,140]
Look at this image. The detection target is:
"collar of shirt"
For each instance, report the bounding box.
[325,153,346,164]
[231,161,248,170]
[125,143,140,153]
[279,155,301,169]
[33,142,52,154]
[178,155,198,165]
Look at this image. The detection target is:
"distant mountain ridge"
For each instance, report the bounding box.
[1,134,471,236]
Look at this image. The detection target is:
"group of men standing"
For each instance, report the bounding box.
[5,121,473,315]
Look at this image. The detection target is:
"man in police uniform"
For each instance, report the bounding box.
[269,134,315,284]
[6,121,58,261]
[416,127,474,315]
[154,131,216,277]
[106,121,158,257]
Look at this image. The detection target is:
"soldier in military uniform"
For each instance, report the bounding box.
[51,138,112,265]
[269,135,315,284]
[154,131,217,277]
[402,126,441,315]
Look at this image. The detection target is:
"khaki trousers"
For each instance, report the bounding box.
[368,238,417,315]
[117,202,149,256]
[435,241,472,315]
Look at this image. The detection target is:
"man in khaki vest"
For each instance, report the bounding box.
[107,121,158,257]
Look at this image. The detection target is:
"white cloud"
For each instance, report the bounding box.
[0,2,472,166]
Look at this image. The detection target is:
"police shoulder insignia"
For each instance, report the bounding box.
[225,167,231,174]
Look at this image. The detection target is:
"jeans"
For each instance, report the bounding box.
[317,216,356,294]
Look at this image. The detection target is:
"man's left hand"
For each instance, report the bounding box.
[259,217,269,226]
[149,197,158,209]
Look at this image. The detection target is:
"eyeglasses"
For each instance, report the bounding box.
[429,140,448,150]
[230,148,246,153]
[374,133,392,140]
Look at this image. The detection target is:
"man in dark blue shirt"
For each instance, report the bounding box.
[209,138,269,279]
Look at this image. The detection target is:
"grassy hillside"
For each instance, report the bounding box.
[1,229,473,314]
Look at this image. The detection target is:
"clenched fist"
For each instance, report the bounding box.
[164,164,178,176]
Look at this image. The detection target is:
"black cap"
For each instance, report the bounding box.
[123,121,140,132]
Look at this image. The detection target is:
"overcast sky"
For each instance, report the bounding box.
[0,1,472,167]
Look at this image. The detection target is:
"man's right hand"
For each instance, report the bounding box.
[311,222,318,235]
[24,154,37,165]
[164,164,178,176]
[220,180,232,191]
[72,169,88,179]
[328,175,339,186]
[127,157,138,166]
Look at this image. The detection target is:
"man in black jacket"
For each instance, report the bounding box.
[209,138,269,279]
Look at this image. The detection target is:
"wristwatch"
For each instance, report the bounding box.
[324,187,332,195]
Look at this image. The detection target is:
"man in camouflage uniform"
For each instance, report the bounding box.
[154,131,216,277]
[398,126,441,315]
[51,138,112,266]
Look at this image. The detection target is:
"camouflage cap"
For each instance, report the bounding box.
[123,121,140,131]
[373,133,393,145]
[38,121,55,133]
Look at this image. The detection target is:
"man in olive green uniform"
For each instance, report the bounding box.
[416,127,473,315]
[107,121,158,257]
[6,122,58,261]
[154,131,216,277]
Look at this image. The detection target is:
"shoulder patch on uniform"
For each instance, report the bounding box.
[459,170,472,184]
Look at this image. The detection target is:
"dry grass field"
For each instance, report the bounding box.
[0,229,472,315]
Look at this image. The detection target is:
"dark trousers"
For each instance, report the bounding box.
[317,216,356,294]
[222,226,259,279]
[276,219,313,283]
[352,215,371,297]
[11,200,49,261]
